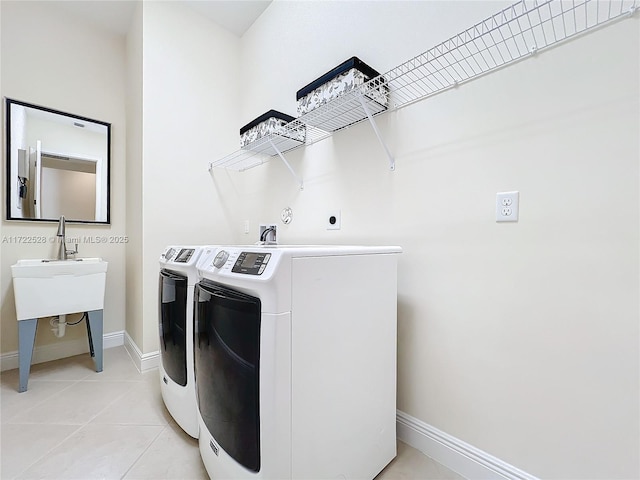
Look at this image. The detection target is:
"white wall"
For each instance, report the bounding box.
[211,2,639,478]
[0,1,127,358]
[0,0,2,249]
[132,1,240,352]
[40,167,96,220]
[125,1,144,352]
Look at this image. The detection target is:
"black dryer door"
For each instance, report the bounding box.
[194,280,261,472]
[159,269,188,386]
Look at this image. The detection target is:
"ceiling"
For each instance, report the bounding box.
[53,0,272,37]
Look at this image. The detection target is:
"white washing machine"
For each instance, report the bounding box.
[158,245,215,438]
[194,245,402,479]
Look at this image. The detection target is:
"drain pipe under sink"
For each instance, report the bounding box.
[50,315,67,337]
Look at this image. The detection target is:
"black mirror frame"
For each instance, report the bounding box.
[4,97,111,224]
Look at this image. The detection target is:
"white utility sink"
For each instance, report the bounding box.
[11,258,108,321]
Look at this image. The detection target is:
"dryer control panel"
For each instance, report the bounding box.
[160,246,199,266]
[231,251,272,275]
[174,248,195,263]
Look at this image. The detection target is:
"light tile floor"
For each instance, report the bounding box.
[1,347,465,480]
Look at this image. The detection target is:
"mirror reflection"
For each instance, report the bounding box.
[5,98,110,223]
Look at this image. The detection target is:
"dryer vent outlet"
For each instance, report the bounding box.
[259,224,277,244]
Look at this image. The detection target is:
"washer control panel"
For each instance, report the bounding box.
[212,250,229,269]
[231,251,272,275]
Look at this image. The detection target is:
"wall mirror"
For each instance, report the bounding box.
[5,98,110,223]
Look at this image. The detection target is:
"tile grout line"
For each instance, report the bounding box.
[2,377,84,424]
[118,423,171,480]
[5,350,159,479]
[79,377,142,426]
[9,423,86,479]
[7,374,119,479]
[2,348,177,479]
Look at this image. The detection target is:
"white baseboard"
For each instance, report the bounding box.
[123,331,159,373]
[104,330,125,349]
[396,410,539,480]
[0,330,125,372]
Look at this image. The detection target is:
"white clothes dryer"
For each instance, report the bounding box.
[158,245,214,438]
[194,245,402,479]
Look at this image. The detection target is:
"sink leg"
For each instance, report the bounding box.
[86,316,94,358]
[18,319,37,393]
[86,310,103,373]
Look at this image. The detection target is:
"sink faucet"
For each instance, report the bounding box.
[56,216,78,260]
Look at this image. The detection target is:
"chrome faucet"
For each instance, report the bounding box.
[56,216,78,260]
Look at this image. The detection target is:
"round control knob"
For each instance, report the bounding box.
[213,250,229,269]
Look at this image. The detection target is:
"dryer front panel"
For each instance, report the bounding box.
[194,280,262,473]
[159,269,188,386]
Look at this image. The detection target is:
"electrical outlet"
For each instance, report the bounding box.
[496,191,519,222]
[244,220,250,234]
[327,211,341,230]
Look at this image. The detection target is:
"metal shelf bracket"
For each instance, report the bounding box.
[358,95,395,171]
[268,138,304,190]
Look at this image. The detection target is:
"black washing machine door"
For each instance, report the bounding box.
[159,269,188,386]
[194,280,261,472]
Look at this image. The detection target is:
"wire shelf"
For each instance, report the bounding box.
[210,120,330,171]
[209,0,636,173]
[380,0,637,109]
